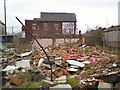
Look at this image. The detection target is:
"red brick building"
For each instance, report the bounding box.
[24,12,77,42]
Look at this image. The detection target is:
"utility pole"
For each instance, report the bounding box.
[85,24,89,32]
[4,0,7,42]
[12,26,14,34]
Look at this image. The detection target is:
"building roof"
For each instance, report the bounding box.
[104,25,120,32]
[34,12,77,22]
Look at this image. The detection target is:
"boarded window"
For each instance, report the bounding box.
[62,22,74,34]
[44,23,48,30]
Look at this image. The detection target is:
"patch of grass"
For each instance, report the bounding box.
[29,80,45,88]
[96,45,120,55]
[2,43,15,48]
[27,72,36,81]
[111,49,120,55]
[15,80,45,90]
[28,82,41,88]
[103,46,119,55]
[84,48,89,54]
[15,82,33,90]
[66,77,79,88]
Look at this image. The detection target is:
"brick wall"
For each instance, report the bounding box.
[32,38,79,49]
[24,20,76,42]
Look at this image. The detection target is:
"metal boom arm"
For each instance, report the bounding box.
[15,17,53,81]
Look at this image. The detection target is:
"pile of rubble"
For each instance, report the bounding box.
[1,43,120,89]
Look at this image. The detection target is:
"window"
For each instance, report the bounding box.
[44,23,48,30]
[32,23,39,30]
[54,24,59,30]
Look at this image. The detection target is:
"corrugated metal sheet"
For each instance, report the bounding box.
[107,30,119,42]
[103,25,120,47]
[118,31,120,42]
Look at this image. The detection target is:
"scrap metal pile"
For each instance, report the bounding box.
[1,43,120,89]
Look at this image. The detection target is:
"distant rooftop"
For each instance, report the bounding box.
[0,20,5,25]
[34,12,77,22]
[104,25,120,32]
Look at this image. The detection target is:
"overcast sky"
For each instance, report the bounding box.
[0,0,119,34]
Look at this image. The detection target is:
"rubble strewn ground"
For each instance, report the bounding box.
[1,42,120,89]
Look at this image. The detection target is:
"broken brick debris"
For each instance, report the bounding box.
[1,43,120,89]
[10,76,22,85]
